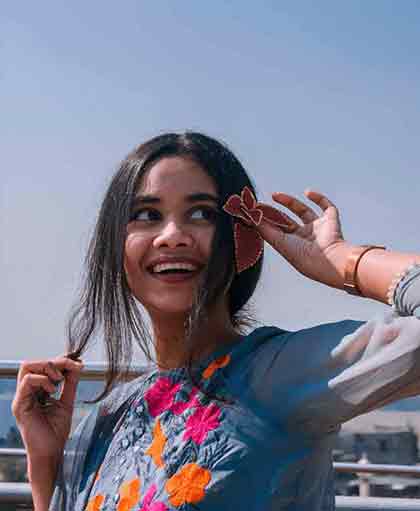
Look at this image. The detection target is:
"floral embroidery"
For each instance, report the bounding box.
[144,377,181,417]
[183,403,221,444]
[94,465,102,484]
[145,419,167,467]
[139,484,167,511]
[169,387,199,415]
[117,478,141,511]
[86,494,105,511]
[202,354,231,379]
[165,463,211,506]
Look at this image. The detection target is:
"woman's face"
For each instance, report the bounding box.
[124,156,219,317]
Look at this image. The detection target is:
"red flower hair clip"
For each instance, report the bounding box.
[222,186,292,273]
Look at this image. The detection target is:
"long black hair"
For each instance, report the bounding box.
[67,132,264,401]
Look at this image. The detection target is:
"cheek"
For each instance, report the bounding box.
[197,226,215,256]
[124,233,149,277]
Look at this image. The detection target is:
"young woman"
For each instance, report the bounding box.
[12,132,420,511]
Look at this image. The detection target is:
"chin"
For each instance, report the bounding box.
[141,296,195,318]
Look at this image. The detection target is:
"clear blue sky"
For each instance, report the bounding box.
[2,1,420,361]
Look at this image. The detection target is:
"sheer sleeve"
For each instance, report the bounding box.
[393,264,420,318]
[243,265,420,434]
[49,403,101,511]
[246,312,420,435]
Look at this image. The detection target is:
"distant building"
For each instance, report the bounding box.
[334,410,420,497]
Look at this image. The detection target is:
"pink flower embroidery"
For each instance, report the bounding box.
[169,387,200,415]
[144,378,181,417]
[183,403,221,444]
[139,484,167,511]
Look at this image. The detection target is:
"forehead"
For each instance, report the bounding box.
[138,156,217,196]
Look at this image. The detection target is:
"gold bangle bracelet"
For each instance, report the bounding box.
[343,245,386,296]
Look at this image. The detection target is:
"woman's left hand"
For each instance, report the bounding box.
[258,189,348,288]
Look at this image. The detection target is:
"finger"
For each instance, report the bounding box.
[17,374,58,400]
[258,219,288,250]
[13,374,59,420]
[272,192,318,224]
[258,204,300,233]
[304,189,337,212]
[59,360,83,410]
[18,357,82,385]
[43,362,64,384]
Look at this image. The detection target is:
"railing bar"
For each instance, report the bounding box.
[0,361,146,380]
[2,449,420,479]
[333,462,420,477]
[336,496,420,509]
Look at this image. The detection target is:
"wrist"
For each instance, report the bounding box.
[324,241,356,289]
[28,457,59,511]
[27,455,60,490]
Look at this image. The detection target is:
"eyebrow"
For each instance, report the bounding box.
[133,192,219,207]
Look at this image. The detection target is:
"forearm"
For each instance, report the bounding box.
[28,456,59,511]
[328,242,420,304]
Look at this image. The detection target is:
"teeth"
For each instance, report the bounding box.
[152,262,197,273]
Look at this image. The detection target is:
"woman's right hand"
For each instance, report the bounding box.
[12,356,83,463]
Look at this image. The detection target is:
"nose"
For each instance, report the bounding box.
[153,220,194,249]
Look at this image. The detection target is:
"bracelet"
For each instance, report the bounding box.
[387,262,419,307]
[343,245,386,296]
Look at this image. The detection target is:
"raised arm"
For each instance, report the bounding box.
[257,189,420,306]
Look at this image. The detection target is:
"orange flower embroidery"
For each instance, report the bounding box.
[117,478,141,511]
[86,494,105,511]
[202,354,231,379]
[94,466,102,483]
[145,419,167,467]
[165,463,211,507]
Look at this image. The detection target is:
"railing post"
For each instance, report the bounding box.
[357,452,370,497]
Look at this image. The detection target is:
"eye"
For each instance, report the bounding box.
[131,208,161,222]
[190,206,218,222]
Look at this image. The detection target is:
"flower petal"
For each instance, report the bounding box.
[202,354,231,379]
[165,463,211,507]
[222,194,242,216]
[145,420,167,468]
[241,186,257,210]
[234,222,263,273]
[117,478,141,511]
[245,208,263,226]
[86,494,105,511]
[257,203,294,229]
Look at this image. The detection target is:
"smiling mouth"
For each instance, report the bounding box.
[148,261,202,281]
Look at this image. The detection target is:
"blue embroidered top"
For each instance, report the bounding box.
[50,266,420,511]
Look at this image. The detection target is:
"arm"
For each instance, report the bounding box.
[257,188,420,308]
[28,458,60,511]
[323,242,420,305]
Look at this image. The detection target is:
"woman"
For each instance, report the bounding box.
[12,132,420,510]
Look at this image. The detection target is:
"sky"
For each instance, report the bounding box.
[1,1,420,362]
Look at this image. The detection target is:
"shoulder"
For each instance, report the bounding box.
[239,320,364,360]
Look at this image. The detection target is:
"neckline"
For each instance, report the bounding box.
[151,331,246,377]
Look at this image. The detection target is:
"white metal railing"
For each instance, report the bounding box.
[334,462,420,477]
[0,360,144,380]
[3,448,420,477]
[335,496,420,509]
[0,484,419,510]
